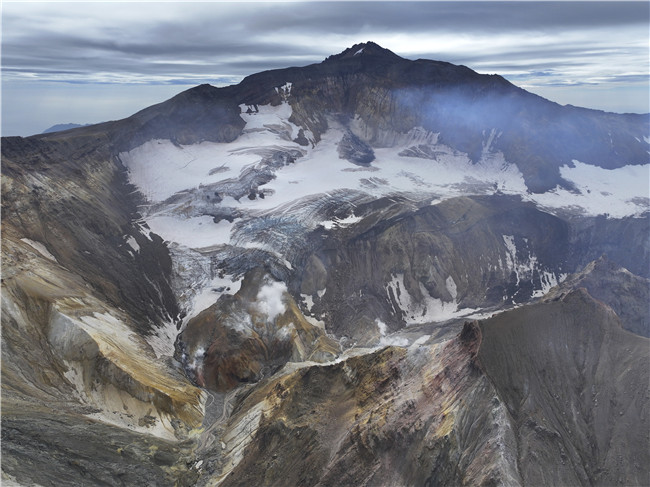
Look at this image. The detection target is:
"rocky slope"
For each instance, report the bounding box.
[544,256,650,337]
[2,42,649,486]
[288,194,648,344]
[2,135,205,484]
[477,289,649,486]
[176,267,339,392]
[200,287,648,487]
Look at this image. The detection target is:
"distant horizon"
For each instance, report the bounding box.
[2,1,649,137]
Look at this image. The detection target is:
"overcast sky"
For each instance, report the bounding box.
[2,1,648,136]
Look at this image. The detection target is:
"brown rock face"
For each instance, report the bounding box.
[177,268,340,391]
[2,135,204,485]
[217,342,510,487]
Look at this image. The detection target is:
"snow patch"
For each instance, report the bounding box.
[320,213,363,230]
[410,335,431,348]
[55,310,201,441]
[528,161,649,218]
[146,318,180,358]
[120,140,256,203]
[532,271,568,298]
[446,276,458,300]
[185,274,243,324]
[125,235,140,253]
[20,238,57,262]
[386,274,478,324]
[502,235,567,298]
[481,128,501,157]
[301,294,315,312]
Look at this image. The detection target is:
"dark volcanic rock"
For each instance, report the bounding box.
[1,402,200,487]
[208,288,649,487]
[569,213,650,279]
[545,256,650,337]
[296,195,571,341]
[478,289,650,486]
[292,195,649,343]
[337,130,375,165]
[34,42,649,193]
[2,42,649,487]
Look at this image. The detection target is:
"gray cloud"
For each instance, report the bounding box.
[4,2,648,81]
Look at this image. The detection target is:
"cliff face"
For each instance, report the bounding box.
[2,135,179,331]
[292,195,648,343]
[1,134,204,485]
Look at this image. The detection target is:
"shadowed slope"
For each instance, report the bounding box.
[478,289,650,486]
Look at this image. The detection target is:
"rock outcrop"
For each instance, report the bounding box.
[177,268,339,392]
[2,126,204,484]
[543,256,650,337]
[292,195,649,343]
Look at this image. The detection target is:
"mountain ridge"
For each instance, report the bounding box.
[30,41,649,194]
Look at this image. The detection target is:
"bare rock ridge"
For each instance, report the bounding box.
[42,122,89,134]
[544,255,650,337]
[477,289,649,486]
[1,41,649,486]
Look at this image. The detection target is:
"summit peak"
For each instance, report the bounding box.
[324,41,404,63]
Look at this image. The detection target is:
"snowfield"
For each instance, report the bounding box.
[119,95,649,331]
[121,99,649,244]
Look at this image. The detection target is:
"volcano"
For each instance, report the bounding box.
[2,42,649,486]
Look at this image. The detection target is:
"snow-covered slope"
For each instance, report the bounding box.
[123,99,649,236]
[120,93,648,326]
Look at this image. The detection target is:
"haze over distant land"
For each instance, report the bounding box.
[1,1,648,136]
